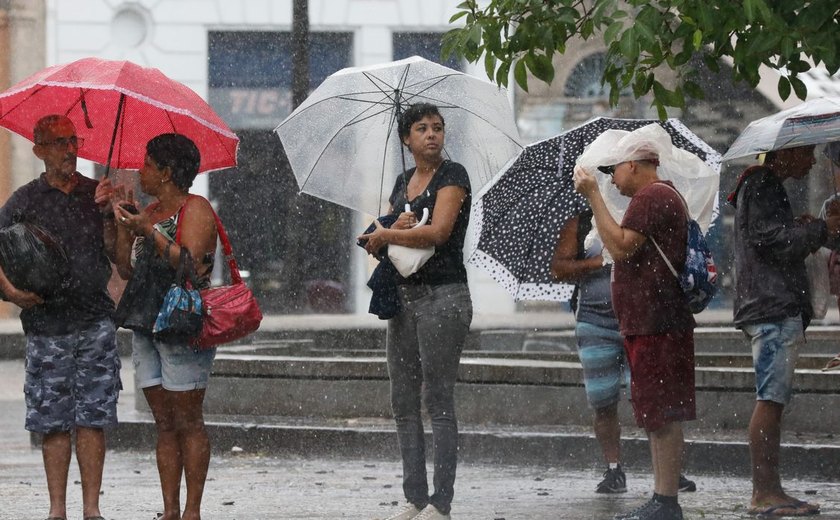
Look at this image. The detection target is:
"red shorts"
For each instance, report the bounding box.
[625,330,696,432]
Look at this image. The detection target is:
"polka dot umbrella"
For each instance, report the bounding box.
[468,117,721,302]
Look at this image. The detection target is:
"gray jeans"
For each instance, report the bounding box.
[386,283,472,514]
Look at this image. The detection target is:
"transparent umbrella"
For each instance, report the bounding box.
[274,56,522,216]
[722,96,840,161]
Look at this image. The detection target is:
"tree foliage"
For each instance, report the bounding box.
[442,0,840,118]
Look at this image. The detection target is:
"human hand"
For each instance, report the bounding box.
[115,201,151,237]
[795,214,817,225]
[6,286,43,309]
[393,211,417,230]
[826,213,840,238]
[573,165,598,198]
[95,177,114,212]
[357,219,387,255]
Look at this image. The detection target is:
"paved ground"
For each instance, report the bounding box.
[3,360,840,520]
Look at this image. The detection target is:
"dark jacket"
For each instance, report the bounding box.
[358,215,400,320]
[729,166,827,329]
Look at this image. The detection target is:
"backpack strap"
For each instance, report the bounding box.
[174,195,243,285]
[650,237,680,279]
[648,183,689,280]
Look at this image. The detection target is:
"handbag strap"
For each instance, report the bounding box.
[175,195,243,285]
[174,247,200,289]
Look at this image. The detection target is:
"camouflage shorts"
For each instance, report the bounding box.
[24,318,121,434]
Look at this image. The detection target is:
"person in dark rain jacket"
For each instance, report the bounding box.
[729,145,840,517]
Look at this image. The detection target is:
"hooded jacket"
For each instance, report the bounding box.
[729,166,827,328]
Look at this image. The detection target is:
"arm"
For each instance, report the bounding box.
[95,177,117,261]
[358,185,466,254]
[0,263,42,309]
[119,197,217,277]
[573,167,646,261]
[745,180,830,262]
[550,216,603,282]
[0,188,43,307]
[110,187,137,280]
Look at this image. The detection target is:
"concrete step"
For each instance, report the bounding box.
[193,350,840,434]
[2,313,840,358]
[108,410,840,481]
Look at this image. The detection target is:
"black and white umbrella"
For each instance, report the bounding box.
[468,117,721,302]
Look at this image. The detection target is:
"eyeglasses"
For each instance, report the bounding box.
[38,136,83,149]
[599,164,617,176]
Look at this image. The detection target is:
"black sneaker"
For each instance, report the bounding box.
[678,474,696,492]
[596,465,627,493]
[614,498,683,520]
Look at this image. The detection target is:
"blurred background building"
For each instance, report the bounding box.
[0,0,837,318]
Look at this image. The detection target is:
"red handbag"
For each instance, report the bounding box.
[177,198,263,349]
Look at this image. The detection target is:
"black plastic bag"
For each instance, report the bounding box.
[0,222,69,296]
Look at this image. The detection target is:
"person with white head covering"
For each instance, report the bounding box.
[573,124,696,520]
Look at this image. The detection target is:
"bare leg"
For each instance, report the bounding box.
[593,403,621,464]
[171,389,210,520]
[747,399,819,511]
[648,421,682,496]
[76,426,106,518]
[145,386,183,520]
[42,431,71,520]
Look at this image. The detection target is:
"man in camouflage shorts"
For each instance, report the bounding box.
[0,115,119,520]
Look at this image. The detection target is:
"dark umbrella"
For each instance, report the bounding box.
[469,117,721,302]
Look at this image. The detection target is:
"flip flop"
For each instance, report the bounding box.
[84,517,107,520]
[748,502,820,517]
[821,353,840,371]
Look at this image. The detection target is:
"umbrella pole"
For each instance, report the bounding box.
[103,93,126,178]
[394,89,410,206]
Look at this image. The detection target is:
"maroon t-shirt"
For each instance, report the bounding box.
[612,181,696,335]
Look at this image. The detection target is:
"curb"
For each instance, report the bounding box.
[106,418,840,481]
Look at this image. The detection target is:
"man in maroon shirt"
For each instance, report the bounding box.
[574,128,695,520]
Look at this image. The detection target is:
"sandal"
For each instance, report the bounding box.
[84,517,107,520]
[748,501,820,517]
[822,353,840,371]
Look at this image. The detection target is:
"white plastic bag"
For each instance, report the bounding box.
[806,247,832,320]
[388,244,434,278]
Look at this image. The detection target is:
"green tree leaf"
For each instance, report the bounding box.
[777,76,791,101]
[443,0,836,114]
[513,59,528,92]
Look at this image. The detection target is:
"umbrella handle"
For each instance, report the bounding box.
[404,203,429,228]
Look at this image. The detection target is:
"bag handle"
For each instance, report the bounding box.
[174,247,200,289]
[175,195,243,285]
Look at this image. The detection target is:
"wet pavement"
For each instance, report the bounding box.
[2,360,840,519]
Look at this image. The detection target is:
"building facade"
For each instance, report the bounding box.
[32,0,840,319]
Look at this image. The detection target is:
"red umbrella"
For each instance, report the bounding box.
[0,57,238,175]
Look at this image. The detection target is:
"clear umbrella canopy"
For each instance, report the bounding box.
[275,56,522,215]
[722,96,840,162]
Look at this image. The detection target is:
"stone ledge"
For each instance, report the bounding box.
[210,353,840,393]
[106,414,840,481]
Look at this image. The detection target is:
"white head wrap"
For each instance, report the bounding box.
[575,123,720,234]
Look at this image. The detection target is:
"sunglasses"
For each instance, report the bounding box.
[598,164,617,176]
[38,136,84,149]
